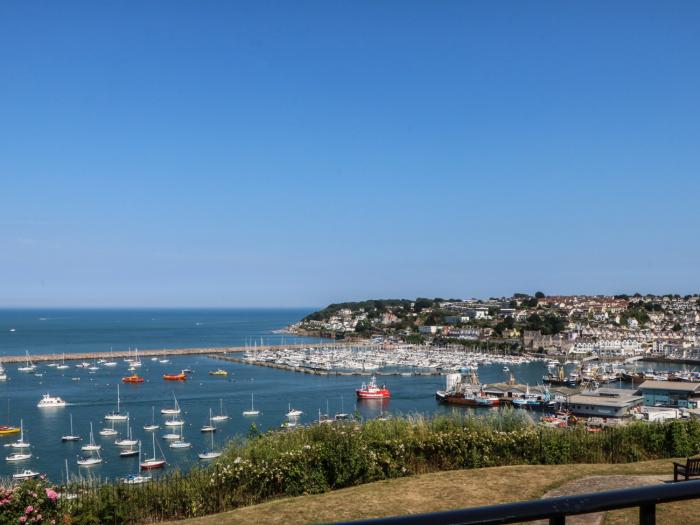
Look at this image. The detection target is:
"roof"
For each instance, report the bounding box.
[568,392,643,408]
[638,380,700,393]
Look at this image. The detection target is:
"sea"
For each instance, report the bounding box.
[0,308,691,483]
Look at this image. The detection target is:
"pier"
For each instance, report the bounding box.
[0,343,354,364]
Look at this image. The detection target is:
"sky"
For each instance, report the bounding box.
[1,1,699,307]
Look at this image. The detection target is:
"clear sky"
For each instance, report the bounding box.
[1,1,699,307]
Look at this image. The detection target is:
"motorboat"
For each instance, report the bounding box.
[37,393,67,408]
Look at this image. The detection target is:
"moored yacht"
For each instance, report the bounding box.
[37,393,67,408]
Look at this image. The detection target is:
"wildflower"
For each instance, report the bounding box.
[45,488,58,501]
[25,506,33,514]
[19,517,27,523]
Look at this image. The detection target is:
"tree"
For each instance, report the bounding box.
[414,298,433,313]
[535,291,545,299]
[672,323,682,332]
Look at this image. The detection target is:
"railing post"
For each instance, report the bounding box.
[640,503,656,525]
[549,516,565,525]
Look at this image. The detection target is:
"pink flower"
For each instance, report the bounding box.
[45,488,58,501]
[19,517,26,523]
[24,505,33,514]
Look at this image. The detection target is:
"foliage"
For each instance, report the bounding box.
[0,476,61,525]
[7,416,700,524]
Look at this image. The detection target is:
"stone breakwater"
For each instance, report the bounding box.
[0,342,351,364]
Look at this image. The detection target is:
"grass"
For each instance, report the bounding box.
[164,459,680,525]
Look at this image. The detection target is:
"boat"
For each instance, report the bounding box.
[0,363,7,381]
[37,393,67,408]
[162,432,180,440]
[56,353,69,370]
[208,369,228,377]
[0,425,20,436]
[122,374,145,383]
[163,372,187,381]
[140,433,166,470]
[334,395,350,420]
[122,443,152,483]
[17,351,37,373]
[105,384,129,421]
[211,398,230,421]
[143,407,160,431]
[7,420,30,449]
[169,425,191,449]
[435,372,500,407]
[61,414,81,442]
[355,376,391,399]
[12,469,39,480]
[198,431,221,460]
[77,450,102,467]
[81,423,101,451]
[120,440,140,457]
[201,408,216,432]
[6,452,32,462]
[242,393,259,416]
[164,416,184,427]
[512,385,555,410]
[161,394,181,415]
[99,419,118,437]
[115,417,138,447]
[159,350,169,364]
[285,403,303,418]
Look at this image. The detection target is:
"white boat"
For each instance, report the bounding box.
[99,419,118,437]
[161,432,180,440]
[115,417,138,447]
[286,403,303,418]
[143,406,160,431]
[122,443,152,483]
[105,384,128,421]
[169,426,191,449]
[201,408,216,432]
[140,434,166,470]
[62,414,81,442]
[242,393,260,416]
[0,363,7,381]
[81,423,101,452]
[198,432,221,460]
[159,350,169,364]
[160,394,181,415]
[77,453,102,467]
[211,398,230,421]
[6,452,32,462]
[56,353,70,370]
[164,417,184,427]
[8,420,30,449]
[17,351,37,373]
[12,469,39,480]
[37,393,67,408]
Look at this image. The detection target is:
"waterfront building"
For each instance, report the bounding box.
[567,388,643,418]
[637,380,700,409]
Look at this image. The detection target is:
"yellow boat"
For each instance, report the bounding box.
[0,425,20,435]
[208,369,228,377]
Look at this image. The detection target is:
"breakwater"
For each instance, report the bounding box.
[0,342,351,364]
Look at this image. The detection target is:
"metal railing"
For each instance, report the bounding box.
[331,479,700,525]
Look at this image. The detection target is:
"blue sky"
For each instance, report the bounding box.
[1,1,699,307]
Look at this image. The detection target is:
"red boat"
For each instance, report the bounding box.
[163,372,187,381]
[122,374,144,383]
[356,376,391,399]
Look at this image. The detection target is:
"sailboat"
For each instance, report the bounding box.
[115,416,138,447]
[0,363,6,381]
[285,403,303,417]
[105,384,128,421]
[77,445,102,467]
[6,420,30,449]
[201,408,216,432]
[104,348,117,367]
[140,433,166,470]
[56,353,69,370]
[17,351,37,373]
[122,442,151,482]
[61,414,80,441]
[164,413,185,427]
[159,349,169,364]
[169,425,191,449]
[99,418,118,437]
[5,451,32,462]
[242,393,260,416]
[143,406,159,431]
[131,349,142,367]
[120,439,140,457]
[81,423,101,451]
[211,398,230,421]
[198,431,222,460]
[160,394,181,415]
[335,395,350,420]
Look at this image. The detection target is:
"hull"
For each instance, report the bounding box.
[140,460,166,470]
[356,391,391,399]
[436,393,500,407]
[163,374,186,381]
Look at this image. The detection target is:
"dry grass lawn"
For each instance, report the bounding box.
[164,459,692,525]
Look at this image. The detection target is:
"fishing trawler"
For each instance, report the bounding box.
[356,376,391,399]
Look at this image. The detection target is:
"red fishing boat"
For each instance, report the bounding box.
[356,376,391,399]
[163,372,187,381]
[122,374,144,383]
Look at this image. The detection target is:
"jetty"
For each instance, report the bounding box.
[0,343,352,364]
